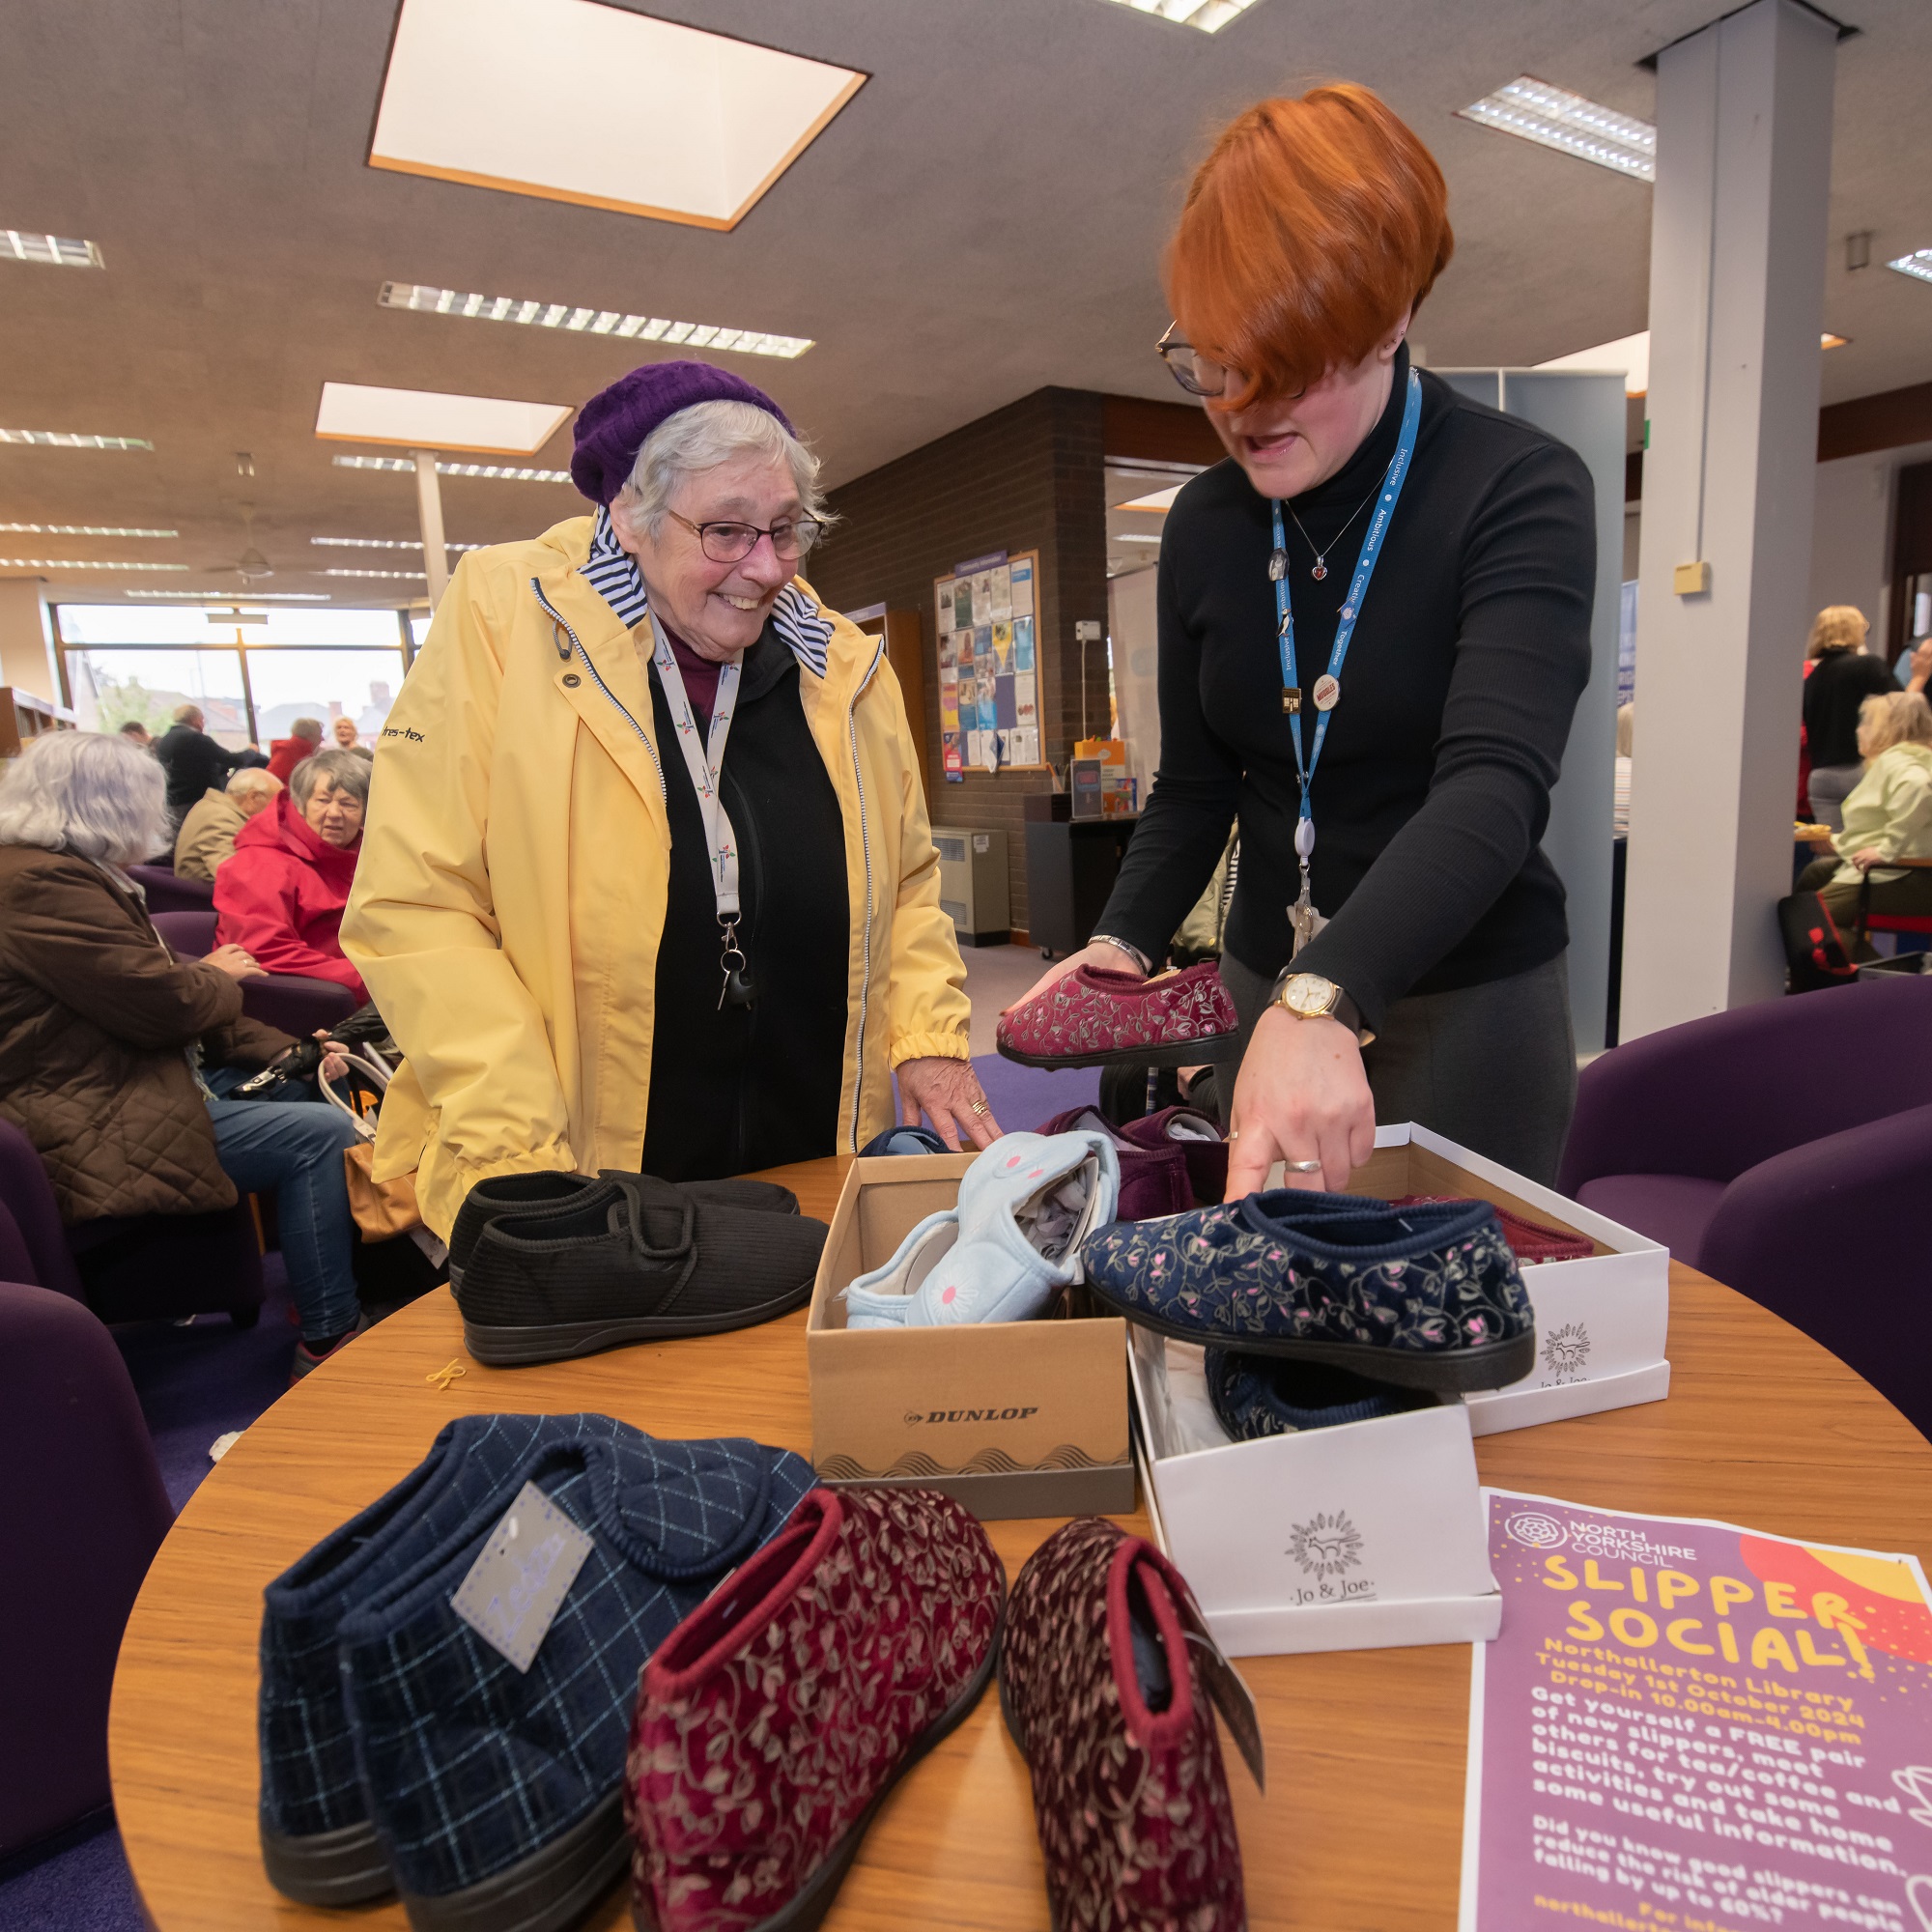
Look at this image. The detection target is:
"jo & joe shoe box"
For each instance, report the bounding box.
[805,1153,1135,1521]
[1127,1122,1670,1657]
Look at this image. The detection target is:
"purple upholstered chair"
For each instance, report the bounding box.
[1558,976,1932,1438]
[0,1119,264,1327]
[0,1280,175,1863]
[127,861,214,912]
[150,909,357,1033]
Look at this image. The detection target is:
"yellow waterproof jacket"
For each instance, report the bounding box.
[340,516,970,1237]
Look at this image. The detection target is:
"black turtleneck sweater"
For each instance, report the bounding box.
[1099,348,1595,1030]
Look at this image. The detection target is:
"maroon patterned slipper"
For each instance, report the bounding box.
[1393,1195,1596,1264]
[625,1486,1005,1932]
[1000,1519,1246,1932]
[997,962,1240,1070]
[1121,1105,1229,1207]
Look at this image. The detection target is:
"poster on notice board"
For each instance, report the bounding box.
[1460,1489,1932,1932]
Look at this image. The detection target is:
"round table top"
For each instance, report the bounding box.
[109,1155,1932,1931]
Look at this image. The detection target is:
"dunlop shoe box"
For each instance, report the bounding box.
[1337,1123,1671,1435]
[806,1153,1133,1521]
[1129,1329,1500,1656]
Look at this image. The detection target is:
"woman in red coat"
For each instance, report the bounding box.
[215,746,368,1001]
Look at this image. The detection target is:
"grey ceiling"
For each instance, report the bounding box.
[4,0,1929,606]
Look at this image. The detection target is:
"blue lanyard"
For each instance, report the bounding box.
[1271,367,1423,867]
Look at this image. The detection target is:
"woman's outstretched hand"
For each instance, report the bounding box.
[896,1056,1002,1151]
[1224,1007,1376,1198]
[1009,939,1145,1015]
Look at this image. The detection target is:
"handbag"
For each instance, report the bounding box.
[1776,889,1857,992]
[228,1037,325,1104]
[318,1049,444,1263]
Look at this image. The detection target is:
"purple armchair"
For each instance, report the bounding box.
[127,861,214,913]
[1558,976,1932,1439]
[0,1280,175,1863]
[0,1119,263,1327]
[150,908,357,1034]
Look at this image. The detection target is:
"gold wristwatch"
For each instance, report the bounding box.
[1274,972,1374,1044]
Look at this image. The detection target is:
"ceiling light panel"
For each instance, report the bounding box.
[0,429,152,449]
[1459,77,1656,182]
[370,0,866,232]
[332,455,572,483]
[379,282,812,360]
[315,382,572,456]
[1096,0,1261,31]
[0,557,186,571]
[2,230,103,268]
[322,567,428,580]
[1889,250,1932,285]
[0,523,176,536]
[127,589,329,601]
[312,534,483,551]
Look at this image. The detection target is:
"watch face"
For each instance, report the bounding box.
[1281,972,1337,1017]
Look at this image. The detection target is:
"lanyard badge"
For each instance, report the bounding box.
[1272,368,1422,956]
[649,614,754,1009]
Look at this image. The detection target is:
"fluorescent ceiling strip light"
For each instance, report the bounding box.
[321,567,428,580]
[0,557,186,571]
[1888,249,1932,285]
[316,382,571,456]
[1096,0,1262,30]
[1458,77,1655,182]
[1115,534,1164,544]
[379,282,813,360]
[333,454,572,483]
[2,230,103,269]
[0,429,152,450]
[0,522,177,537]
[311,534,482,551]
[126,589,329,601]
[369,0,865,232]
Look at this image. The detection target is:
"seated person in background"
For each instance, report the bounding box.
[173,766,282,881]
[215,747,369,1002]
[267,715,324,783]
[153,702,250,821]
[0,731,365,1378]
[1795,691,1932,957]
[1803,608,1896,831]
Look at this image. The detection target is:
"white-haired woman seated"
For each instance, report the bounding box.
[343,360,996,1237]
[0,731,365,1379]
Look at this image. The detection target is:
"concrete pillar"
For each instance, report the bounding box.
[0,578,59,706]
[1620,0,1838,1038]
[413,451,450,611]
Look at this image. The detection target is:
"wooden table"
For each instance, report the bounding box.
[109,1156,1932,1930]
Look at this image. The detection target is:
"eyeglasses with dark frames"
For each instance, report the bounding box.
[667,509,825,564]
[1156,323,1232,399]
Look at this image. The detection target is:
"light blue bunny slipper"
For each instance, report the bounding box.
[842,1131,1121,1329]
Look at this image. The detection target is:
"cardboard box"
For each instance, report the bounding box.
[1129,1329,1501,1656]
[1335,1124,1671,1434]
[806,1154,1134,1520]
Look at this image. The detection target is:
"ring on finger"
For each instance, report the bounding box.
[1284,1158,1323,1174]
[968,1100,989,1117]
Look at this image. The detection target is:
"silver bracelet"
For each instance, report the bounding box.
[1091,932,1152,975]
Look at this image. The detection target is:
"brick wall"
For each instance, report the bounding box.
[807,386,1109,934]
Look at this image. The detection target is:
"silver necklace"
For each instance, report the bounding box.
[1287,480,1380,582]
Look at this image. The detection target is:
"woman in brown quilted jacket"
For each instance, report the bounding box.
[0,731,366,1378]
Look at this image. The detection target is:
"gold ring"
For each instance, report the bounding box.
[969,1100,989,1117]
[1227,1128,1240,1142]
[1285,1158,1322,1174]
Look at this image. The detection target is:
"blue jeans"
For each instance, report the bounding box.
[206,1068,362,1343]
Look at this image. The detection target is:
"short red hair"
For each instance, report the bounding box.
[1166,83,1453,411]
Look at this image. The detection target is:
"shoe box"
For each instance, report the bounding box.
[1124,1122,1670,1658]
[1350,1122,1671,1435]
[806,1152,1135,1520]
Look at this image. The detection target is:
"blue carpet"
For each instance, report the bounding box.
[970,1051,1100,1133]
[0,1824,143,1931]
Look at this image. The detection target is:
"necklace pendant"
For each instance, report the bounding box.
[1310,559,1328,582]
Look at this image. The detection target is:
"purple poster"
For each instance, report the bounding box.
[1462,1489,1932,1932]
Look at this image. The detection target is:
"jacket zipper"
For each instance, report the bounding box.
[530,579,667,802]
[846,637,887,1151]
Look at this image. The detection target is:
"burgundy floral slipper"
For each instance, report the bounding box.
[1000,1518,1246,1932]
[998,962,1240,1070]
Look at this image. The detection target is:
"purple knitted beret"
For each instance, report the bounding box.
[570,360,794,505]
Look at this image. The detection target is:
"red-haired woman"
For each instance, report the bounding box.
[1025,84,1594,1192]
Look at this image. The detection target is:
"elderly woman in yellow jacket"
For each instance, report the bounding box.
[342,361,996,1238]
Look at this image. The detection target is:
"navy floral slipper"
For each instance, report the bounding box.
[1204,1349,1434,1439]
[1081,1191,1535,1391]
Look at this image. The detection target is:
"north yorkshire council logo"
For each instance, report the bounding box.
[1543,1322,1591,1377]
[1289,1511,1364,1579]
[1505,1511,1569,1549]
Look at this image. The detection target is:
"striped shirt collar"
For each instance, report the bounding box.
[580,504,834,679]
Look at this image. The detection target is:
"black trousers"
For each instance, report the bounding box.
[1796,856,1932,961]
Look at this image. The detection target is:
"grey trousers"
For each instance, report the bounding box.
[1214,952,1578,1186]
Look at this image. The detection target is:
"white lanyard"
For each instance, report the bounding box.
[648,612,753,1005]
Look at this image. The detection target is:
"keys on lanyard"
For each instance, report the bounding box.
[1272,369,1423,952]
